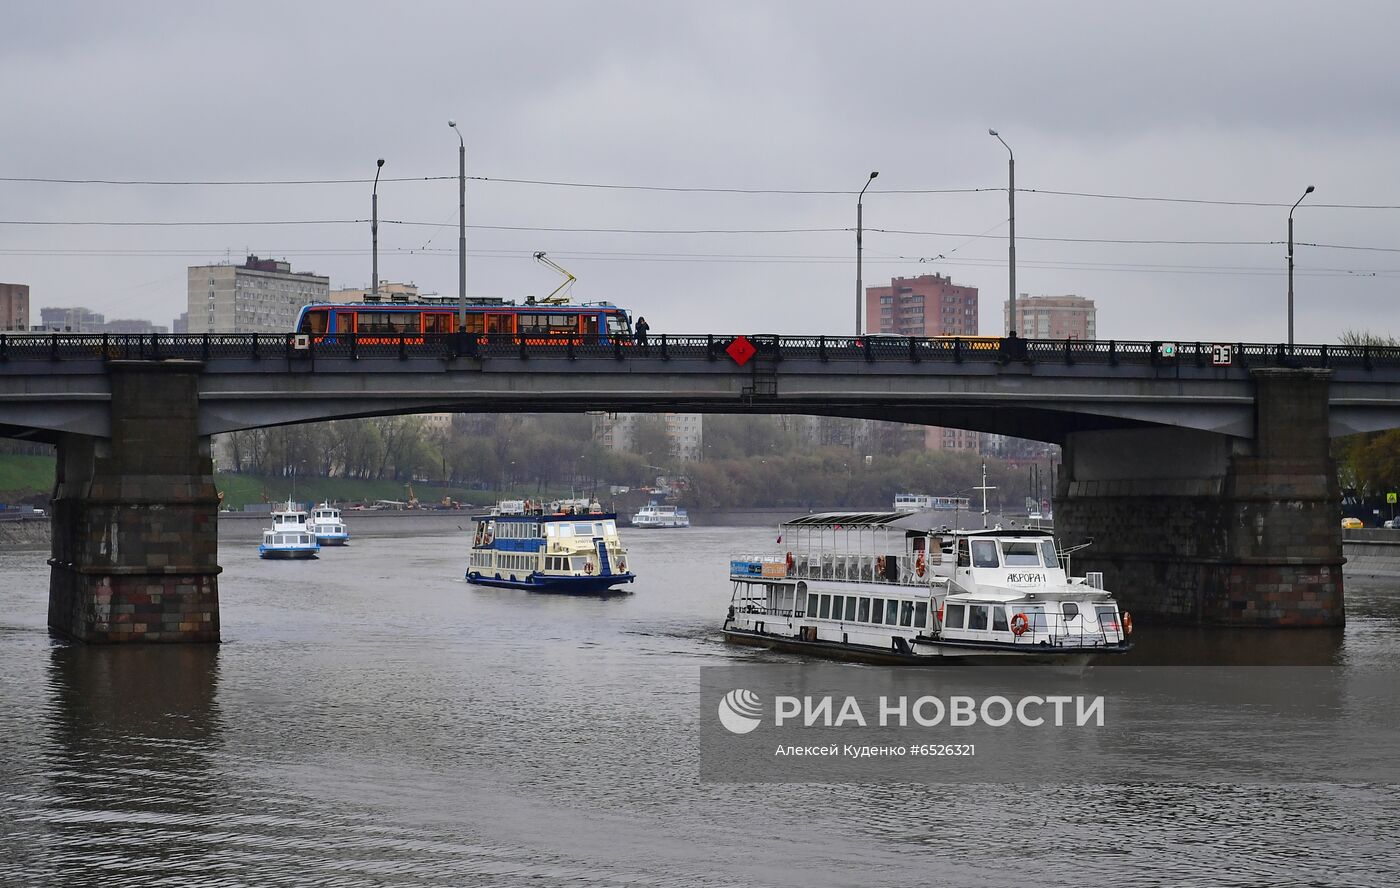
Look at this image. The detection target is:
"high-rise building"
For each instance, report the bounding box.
[865,277,982,452]
[865,273,978,337]
[38,306,105,332]
[592,413,704,462]
[1005,294,1096,340]
[186,255,329,333]
[0,283,29,332]
[172,312,189,334]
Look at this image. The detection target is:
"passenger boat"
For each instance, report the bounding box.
[465,498,635,593]
[894,493,971,512]
[630,501,690,528]
[258,503,321,560]
[723,511,1132,663]
[308,502,350,546]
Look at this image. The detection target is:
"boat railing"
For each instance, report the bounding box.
[732,551,933,586]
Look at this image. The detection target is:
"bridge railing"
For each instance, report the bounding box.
[3,332,1400,369]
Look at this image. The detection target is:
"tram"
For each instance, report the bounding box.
[293,296,634,346]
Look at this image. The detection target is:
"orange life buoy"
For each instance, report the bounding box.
[585,561,595,574]
[1122,611,1133,636]
[1010,612,1030,636]
[915,550,926,577]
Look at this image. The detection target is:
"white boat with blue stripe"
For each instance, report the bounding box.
[308,503,350,546]
[258,503,321,560]
[466,499,635,593]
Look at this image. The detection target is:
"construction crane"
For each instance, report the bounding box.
[529,251,576,305]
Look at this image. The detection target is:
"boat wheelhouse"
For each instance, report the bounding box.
[308,502,350,546]
[258,503,321,560]
[724,511,1131,663]
[466,499,635,593]
[630,501,690,528]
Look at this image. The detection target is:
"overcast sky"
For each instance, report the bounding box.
[4,0,1398,342]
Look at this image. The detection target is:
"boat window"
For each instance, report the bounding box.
[1040,540,1059,569]
[1018,605,1048,631]
[885,599,900,625]
[914,601,928,628]
[992,607,1009,632]
[1002,541,1042,566]
[1095,606,1120,632]
[557,524,573,538]
[870,598,884,625]
[831,595,844,620]
[604,520,617,535]
[944,603,966,629]
[1062,602,1080,621]
[575,523,597,536]
[900,601,915,627]
[545,524,557,538]
[844,597,858,621]
[957,539,970,567]
[968,604,990,631]
[971,540,1000,568]
[858,598,871,622]
[819,595,831,619]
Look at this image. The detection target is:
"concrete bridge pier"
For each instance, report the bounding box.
[1055,368,1344,627]
[48,361,221,643]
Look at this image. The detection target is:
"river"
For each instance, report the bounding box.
[2,526,1398,887]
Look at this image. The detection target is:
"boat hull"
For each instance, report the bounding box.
[315,534,350,546]
[722,626,1129,666]
[259,547,319,560]
[466,571,636,594]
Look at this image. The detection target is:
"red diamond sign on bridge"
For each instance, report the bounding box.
[725,335,757,366]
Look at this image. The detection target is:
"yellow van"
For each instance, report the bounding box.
[1341,517,1364,529]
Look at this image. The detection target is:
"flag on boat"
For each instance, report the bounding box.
[776,534,782,544]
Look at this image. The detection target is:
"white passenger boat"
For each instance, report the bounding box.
[724,511,1132,663]
[466,498,635,593]
[894,493,971,512]
[258,503,321,560]
[630,501,690,528]
[308,502,350,546]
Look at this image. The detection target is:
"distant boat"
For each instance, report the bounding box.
[308,503,350,546]
[259,502,320,560]
[630,501,690,528]
[894,494,971,512]
[466,499,635,593]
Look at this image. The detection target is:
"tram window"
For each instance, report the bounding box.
[548,314,575,332]
[844,597,858,621]
[1040,540,1059,569]
[606,314,631,337]
[424,313,453,334]
[945,604,966,629]
[992,608,1009,632]
[298,310,328,334]
[583,315,600,337]
[819,595,831,619]
[519,315,544,332]
[971,540,1000,568]
[463,314,486,334]
[1002,541,1041,566]
[358,312,419,334]
[900,601,915,627]
[830,595,843,620]
[857,598,871,622]
[914,601,928,627]
[485,315,511,334]
[870,598,884,625]
[968,605,990,631]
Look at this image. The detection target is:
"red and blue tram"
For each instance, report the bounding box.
[293,298,634,345]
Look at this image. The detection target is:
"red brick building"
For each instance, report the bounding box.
[865,273,978,337]
[0,282,29,332]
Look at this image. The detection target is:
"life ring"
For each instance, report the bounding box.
[1122,611,1133,636]
[915,551,926,577]
[1010,612,1030,636]
[876,556,886,575]
[585,561,595,574]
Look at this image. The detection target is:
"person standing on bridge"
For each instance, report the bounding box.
[634,316,650,353]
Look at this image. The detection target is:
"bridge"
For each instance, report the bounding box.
[4,332,1400,642]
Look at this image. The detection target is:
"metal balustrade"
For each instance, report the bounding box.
[1,331,1398,369]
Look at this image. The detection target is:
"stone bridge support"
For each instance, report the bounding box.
[1055,368,1343,627]
[48,362,220,642]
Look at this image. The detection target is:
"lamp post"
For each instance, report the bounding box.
[989,129,1016,334]
[856,171,879,336]
[371,158,385,299]
[1288,185,1315,348]
[448,120,466,331]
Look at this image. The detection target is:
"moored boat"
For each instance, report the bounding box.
[308,502,350,546]
[630,501,690,528]
[723,511,1132,663]
[466,499,635,593]
[259,503,321,560]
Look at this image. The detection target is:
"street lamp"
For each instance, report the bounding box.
[1288,185,1315,348]
[989,129,1016,334]
[448,120,466,331]
[856,171,879,336]
[371,158,385,299]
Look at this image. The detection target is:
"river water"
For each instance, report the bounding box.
[2,526,1399,887]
